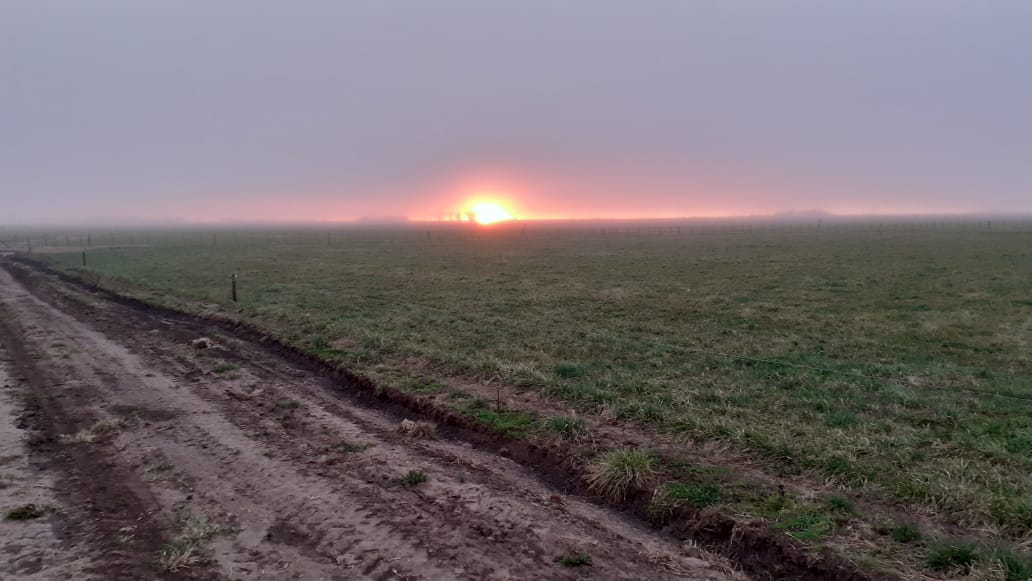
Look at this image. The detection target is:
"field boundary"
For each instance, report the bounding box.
[3,254,890,581]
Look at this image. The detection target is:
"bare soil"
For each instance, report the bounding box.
[0,260,743,580]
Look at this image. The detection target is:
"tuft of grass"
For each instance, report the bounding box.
[462,403,538,437]
[275,400,301,410]
[585,449,656,501]
[826,495,855,514]
[60,429,98,444]
[59,417,128,444]
[776,510,836,542]
[757,492,840,542]
[4,503,49,521]
[154,539,203,572]
[144,461,176,481]
[176,510,231,541]
[558,552,592,567]
[92,418,128,433]
[544,415,587,439]
[212,363,239,374]
[890,522,921,543]
[666,483,723,509]
[650,481,724,519]
[339,441,372,453]
[399,470,428,487]
[996,548,1032,581]
[152,510,233,572]
[927,540,980,574]
[394,419,436,439]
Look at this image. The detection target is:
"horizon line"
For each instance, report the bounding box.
[3,210,1032,229]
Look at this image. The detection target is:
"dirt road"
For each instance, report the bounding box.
[0,260,740,580]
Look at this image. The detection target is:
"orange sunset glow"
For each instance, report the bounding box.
[468,200,514,224]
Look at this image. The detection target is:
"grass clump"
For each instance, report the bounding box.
[399,470,428,487]
[60,417,127,444]
[776,510,836,542]
[144,461,176,481]
[154,539,203,572]
[667,482,722,508]
[651,482,723,518]
[275,400,301,410]
[394,419,436,439]
[4,504,49,521]
[585,449,655,501]
[558,552,592,567]
[758,493,838,542]
[153,510,233,572]
[212,363,238,374]
[996,548,1032,581]
[60,429,98,444]
[926,540,980,574]
[463,402,538,437]
[544,415,587,439]
[890,522,921,543]
[826,495,855,514]
[339,441,372,453]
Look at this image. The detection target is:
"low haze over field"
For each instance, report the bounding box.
[3,1,1031,224]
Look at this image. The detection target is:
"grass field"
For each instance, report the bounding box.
[28,222,1032,572]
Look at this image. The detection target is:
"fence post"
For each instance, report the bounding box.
[231,273,238,302]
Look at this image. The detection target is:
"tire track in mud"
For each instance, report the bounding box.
[0,275,196,580]
[0,355,96,579]
[0,262,739,580]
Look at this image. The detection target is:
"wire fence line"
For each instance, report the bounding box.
[343,290,1032,405]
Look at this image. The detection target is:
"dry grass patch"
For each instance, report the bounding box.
[395,419,436,439]
[153,510,233,572]
[59,417,127,444]
[154,540,204,572]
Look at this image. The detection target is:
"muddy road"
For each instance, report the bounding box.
[0,261,741,581]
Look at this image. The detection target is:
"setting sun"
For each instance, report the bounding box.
[468,201,514,225]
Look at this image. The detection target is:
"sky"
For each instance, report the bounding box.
[2,1,1030,224]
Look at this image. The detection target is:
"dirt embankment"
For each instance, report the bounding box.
[0,260,743,580]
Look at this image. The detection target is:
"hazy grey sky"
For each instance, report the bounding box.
[2,1,1030,223]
